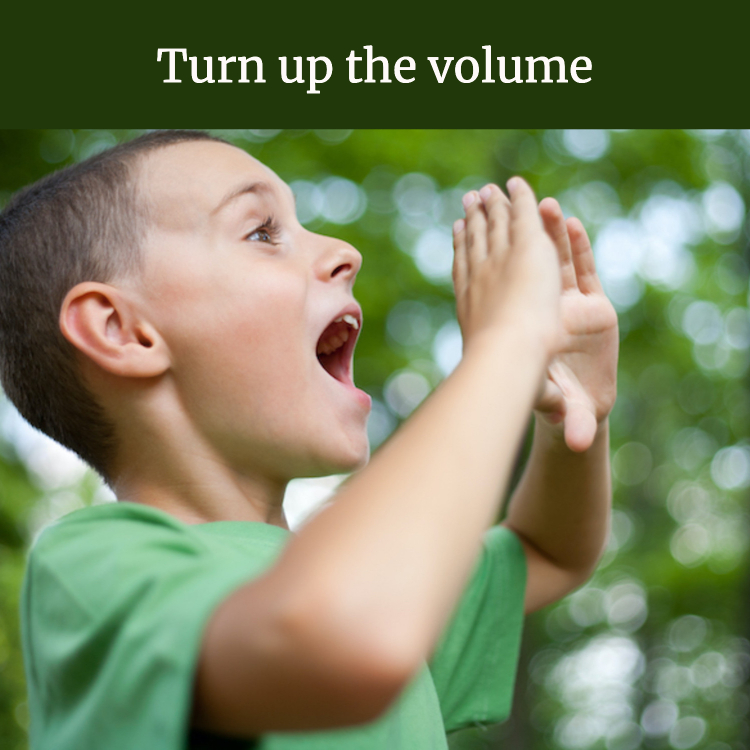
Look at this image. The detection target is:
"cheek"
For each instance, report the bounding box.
[227,285,311,378]
[165,261,305,348]
[208,305,311,399]
[159,273,311,401]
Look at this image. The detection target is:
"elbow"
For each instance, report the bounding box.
[574,531,611,584]
[327,649,417,725]
[194,572,421,736]
[565,561,599,592]
[308,633,417,726]
[558,537,609,592]
[562,533,612,594]
[277,584,422,725]
[345,639,420,721]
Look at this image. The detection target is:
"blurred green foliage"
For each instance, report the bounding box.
[0,129,749,750]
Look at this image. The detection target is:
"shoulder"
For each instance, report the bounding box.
[26,502,289,596]
[28,502,201,573]
[34,500,189,542]
[22,503,289,647]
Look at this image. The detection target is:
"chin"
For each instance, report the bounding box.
[311,434,371,476]
[343,442,371,472]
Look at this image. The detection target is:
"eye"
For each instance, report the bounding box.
[244,216,281,244]
[247,227,272,243]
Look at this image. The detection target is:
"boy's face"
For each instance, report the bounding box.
[131,141,371,480]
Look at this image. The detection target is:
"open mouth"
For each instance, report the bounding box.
[316,312,361,386]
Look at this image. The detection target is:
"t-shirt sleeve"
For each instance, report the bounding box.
[428,525,527,733]
[22,508,271,750]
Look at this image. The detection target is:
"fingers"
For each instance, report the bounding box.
[536,193,603,297]
[455,179,572,303]
[452,218,468,295]
[480,184,511,264]
[463,191,488,270]
[507,177,545,247]
[540,197,577,291]
[454,184,508,295]
[567,217,603,294]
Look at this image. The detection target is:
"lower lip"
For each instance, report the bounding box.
[340,380,372,410]
[324,370,372,410]
[352,387,372,410]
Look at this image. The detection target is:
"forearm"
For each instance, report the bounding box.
[273,329,546,658]
[197,333,549,735]
[504,416,611,578]
[194,180,567,734]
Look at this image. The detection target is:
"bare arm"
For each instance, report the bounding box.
[504,420,611,613]
[192,179,562,736]
[503,199,618,613]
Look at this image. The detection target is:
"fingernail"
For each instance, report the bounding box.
[507,177,520,193]
[453,218,465,235]
[462,191,476,209]
[479,185,492,202]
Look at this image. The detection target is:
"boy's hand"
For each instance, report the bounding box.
[452,180,561,361]
[534,198,618,452]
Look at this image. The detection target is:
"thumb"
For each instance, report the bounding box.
[534,377,565,420]
[564,401,598,453]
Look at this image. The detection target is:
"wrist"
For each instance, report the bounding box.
[462,323,551,375]
[534,414,609,453]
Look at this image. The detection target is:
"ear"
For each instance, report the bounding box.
[60,282,170,378]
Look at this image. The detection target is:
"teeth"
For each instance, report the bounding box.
[342,314,360,330]
[318,313,359,357]
[333,314,360,331]
[317,328,350,355]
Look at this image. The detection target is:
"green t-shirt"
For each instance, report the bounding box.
[21,502,526,750]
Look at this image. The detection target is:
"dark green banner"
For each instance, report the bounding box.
[1,2,747,126]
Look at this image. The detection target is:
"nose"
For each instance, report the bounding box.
[313,233,363,284]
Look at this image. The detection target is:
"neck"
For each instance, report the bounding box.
[114,464,290,527]
[108,389,290,528]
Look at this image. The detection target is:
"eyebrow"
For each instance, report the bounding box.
[212,180,274,215]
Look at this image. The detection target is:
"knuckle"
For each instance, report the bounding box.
[465,199,480,218]
[466,233,482,252]
[484,188,505,210]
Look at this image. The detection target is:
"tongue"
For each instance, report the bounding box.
[316,321,352,383]
[318,348,348,383]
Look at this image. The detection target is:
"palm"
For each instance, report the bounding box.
[535,201,619,451]
[556,289,618,415]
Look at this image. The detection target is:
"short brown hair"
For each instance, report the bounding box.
[0,130,228,480]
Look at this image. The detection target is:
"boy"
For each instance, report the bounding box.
[0,131,618,749]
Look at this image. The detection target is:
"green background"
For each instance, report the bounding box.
[0,128,749,749]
